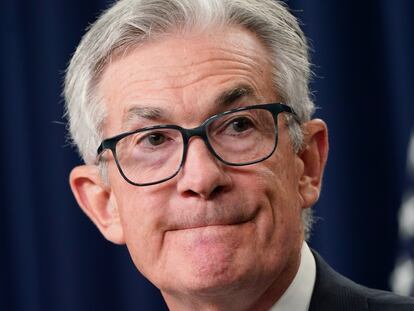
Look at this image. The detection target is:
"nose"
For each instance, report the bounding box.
[176,138,233,199]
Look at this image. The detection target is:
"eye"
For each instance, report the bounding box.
[230,117,254,133]
[145,133,167,146]
[136,132,168,147]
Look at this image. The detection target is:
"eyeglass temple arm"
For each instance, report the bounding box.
[278,104,302,124]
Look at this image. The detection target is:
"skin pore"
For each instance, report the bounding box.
[70,26,328,311]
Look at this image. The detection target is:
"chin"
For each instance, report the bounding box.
[164,246,258,297]
[174,265,253,298]
[155,222,263,296]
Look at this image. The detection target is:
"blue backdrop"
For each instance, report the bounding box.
[1,0,413,310]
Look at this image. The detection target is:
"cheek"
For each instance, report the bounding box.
[112,183,173,277]
[246,158,303,239]
[228,166,303,278]
[262,148,302,204]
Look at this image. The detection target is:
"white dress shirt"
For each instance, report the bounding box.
[269,242,316,311]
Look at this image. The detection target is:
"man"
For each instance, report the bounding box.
[64,0,414,310]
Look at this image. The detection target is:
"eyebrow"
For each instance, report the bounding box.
[215,84,256,108]
[124,106,164,122]
[122,84,257,128]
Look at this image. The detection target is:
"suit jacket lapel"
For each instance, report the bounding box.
[309,250,369,311]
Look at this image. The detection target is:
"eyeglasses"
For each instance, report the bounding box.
[96,103,299,186]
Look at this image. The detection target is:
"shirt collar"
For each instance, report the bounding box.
[269,242,316,311]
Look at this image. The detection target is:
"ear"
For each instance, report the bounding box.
[69,165,125,244]
[297,119,329,209]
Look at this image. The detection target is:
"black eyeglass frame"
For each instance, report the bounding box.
[96,103,299,186]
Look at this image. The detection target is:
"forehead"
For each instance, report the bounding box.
[98,26,276,136]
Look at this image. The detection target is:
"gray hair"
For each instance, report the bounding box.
[64,0,316,239]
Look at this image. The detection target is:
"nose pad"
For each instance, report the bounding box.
[176,138,232,199]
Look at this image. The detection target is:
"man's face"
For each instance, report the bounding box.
[85,27,316,303]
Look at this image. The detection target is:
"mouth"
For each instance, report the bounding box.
[171,219,251,232]
[168,208,259,232]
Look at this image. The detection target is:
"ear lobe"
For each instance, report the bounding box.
[69,165,125,245]
[298,119,329,208]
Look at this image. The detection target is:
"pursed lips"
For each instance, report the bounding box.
[167,208,259,232]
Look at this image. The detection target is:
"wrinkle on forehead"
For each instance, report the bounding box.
[108,55,268,94]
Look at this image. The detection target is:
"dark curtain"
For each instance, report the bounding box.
[1,0,413,310]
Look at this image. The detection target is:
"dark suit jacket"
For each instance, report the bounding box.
[309,251,414,311]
